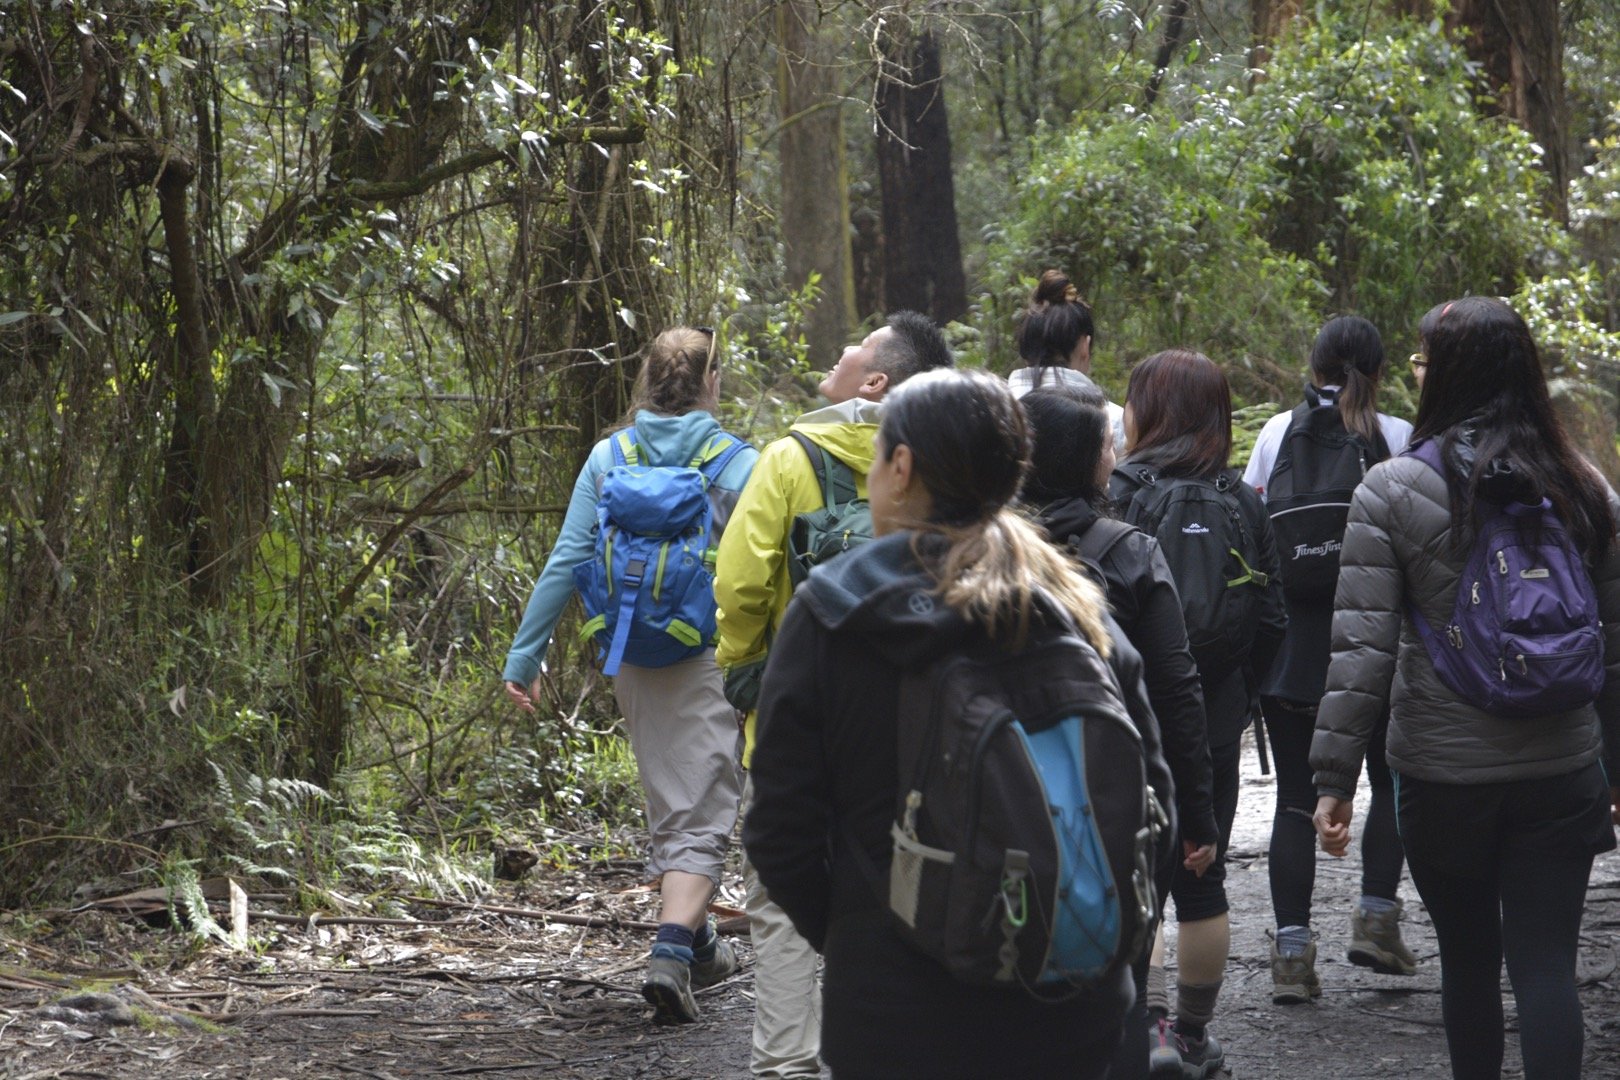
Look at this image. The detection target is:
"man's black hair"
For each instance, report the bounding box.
[872,310,954,386]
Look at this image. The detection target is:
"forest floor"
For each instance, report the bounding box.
[6,729,1620,1080]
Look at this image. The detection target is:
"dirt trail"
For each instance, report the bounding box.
[5,732,1620,1079]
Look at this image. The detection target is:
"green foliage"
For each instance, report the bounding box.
[994,9,1567,404]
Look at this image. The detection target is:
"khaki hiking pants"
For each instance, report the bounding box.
[740,774,822,1078]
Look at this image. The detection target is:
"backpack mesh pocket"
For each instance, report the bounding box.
[889,821,953,929]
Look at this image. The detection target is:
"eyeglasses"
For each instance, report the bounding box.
[697,325,718,376]
[1408,352,1429,373]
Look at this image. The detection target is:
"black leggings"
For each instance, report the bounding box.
[1265,697,1403,927]
[1397,764,1611,1080]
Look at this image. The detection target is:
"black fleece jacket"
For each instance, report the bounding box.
[1033,496,1219,847]
[743,531,1175,1080]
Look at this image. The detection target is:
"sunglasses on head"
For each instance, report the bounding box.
[696,325,718,375]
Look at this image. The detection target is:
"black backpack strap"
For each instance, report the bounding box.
[1068,517,1136,571]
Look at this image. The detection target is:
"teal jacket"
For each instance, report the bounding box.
[503,410,758,687]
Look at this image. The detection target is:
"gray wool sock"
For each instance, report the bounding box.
[1276,924,1310,957]
[1359,894,1397,915]
[1145,964,1170,1017]
[1176,979,1223,1032]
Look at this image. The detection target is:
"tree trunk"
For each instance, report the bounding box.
[874,30,967,325]
[776,1,855,367]
[1446,0,1568,222]
[1248,0,1301,85]
[1144,0,1193,109]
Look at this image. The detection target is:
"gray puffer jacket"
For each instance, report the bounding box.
[1311,450,1620,799]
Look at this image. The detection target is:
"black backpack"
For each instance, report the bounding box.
[884,607,1165,994]
[786,432,875,586]
[1264,385,1389,603]
[1111,465,1270,670]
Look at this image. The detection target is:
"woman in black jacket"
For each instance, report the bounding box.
[743,368,1176,1080]
[1021,386,1217,1080]
[1313,297,1620,1079]
[1108,349,1287,1080]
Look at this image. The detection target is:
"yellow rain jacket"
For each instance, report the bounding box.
[715,398,884,766]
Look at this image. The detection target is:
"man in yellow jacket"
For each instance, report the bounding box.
[715,310,951,1078]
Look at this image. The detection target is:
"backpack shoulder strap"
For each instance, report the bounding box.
[789,430,858,510]
[1404,437,1444,475]
[693,432,750,485]
[612,431,640,467]
[1069,517,1136,570]
[1267,400,1315,485]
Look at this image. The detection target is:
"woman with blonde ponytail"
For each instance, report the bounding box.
[743,369,1174,1079]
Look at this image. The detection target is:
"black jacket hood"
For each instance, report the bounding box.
[1029,495,1106,547]
[796,532,974,668]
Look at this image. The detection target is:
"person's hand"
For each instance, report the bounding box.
[504,679,538,712]
[1182,840,1217,878]
[1610,786,1620,827]
[1314,795,1354,857]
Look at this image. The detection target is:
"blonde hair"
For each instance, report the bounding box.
[918,511,1113,658]
[631,327,717,415]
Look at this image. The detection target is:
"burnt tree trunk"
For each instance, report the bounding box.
[1446,0,1568,222]
[777,0,855,367]
[874,30,967,325]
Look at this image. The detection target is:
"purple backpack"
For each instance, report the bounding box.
[1405,438,1605,718]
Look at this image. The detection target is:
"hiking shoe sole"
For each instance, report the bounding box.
[1272,982,1320,1005]
[641,957,699,1025]
[1347,944,1417,976]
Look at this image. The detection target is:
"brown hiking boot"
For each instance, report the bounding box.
[1348,900,1418,976]
[1271,936,1322,1005]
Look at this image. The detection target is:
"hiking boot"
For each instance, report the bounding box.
[1348,900,1418,976]
[1148,1016,1185,1080]
[641,952,699,1025]
[1172,1027,1226,1080]
[1271,936,1322,1005]
[689,933,737,988]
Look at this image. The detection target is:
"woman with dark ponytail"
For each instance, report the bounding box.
[1010,269,1125,451]
[744,369,1175,1079]
[1242,316,1416,1004]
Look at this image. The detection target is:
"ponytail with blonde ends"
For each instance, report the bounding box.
[924,511,1113,659]
[877,368,1113,656]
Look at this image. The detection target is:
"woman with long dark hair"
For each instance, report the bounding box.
[1313,297,1620,1079]
[1109,349,1286,1079]
[503,327,758,1025]
[1022,386,1217,1080]
[743,369,1174,1079]
[1243,316,1417,1002]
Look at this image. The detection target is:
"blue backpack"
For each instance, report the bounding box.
[573,431,749,676]
[1405,438,1605,718]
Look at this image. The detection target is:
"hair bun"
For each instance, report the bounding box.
[1032,269,1077,307]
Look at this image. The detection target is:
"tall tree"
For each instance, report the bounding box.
[874,28,967,324]
[776,0,856,365]
[1445,0,1569,222]
[1249,0,1301,83]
